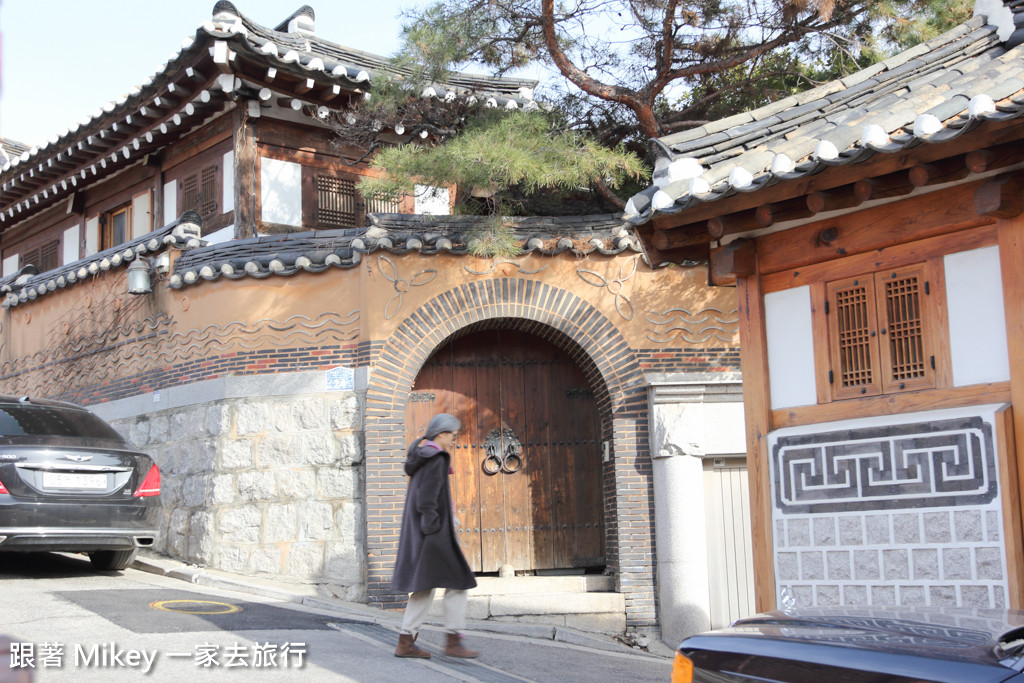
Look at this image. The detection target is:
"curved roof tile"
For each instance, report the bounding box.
[623,13,1024,224]
[168,212,639,289]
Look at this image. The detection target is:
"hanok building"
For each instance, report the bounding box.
[626,0,1024,613]
[0,3,747,640]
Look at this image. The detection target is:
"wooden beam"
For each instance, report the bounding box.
[755,197,814,227]
[712,239,756,280]
[854,170,914,202]
[756,179,995,276]
[771,382,1011,429]
[735,269,776,613]
[806,185,861,214]
[998,214,1024,609]
[996,404,1024,609]
[708,209,760,238]
[651,226,711,250]
[295,78,316,95]
[909,156,969,187]
[975,172,1024,219]
[233,107,256,238]
[966,141,1022,174]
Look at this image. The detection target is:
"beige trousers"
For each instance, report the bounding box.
[399,588,469,635]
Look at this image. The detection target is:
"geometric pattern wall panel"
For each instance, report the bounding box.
[768,403,1009,611]
[772,416,996,515]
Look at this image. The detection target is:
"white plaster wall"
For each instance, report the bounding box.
[85,217,99,256]
[205,226,234,245]
[2,254,18,277]
[764,286,816,409]
[222,151,235,214]
[63,224,80,265]
[131,192,152,239]
[260,157,302,226]
[415,184,450,215]
[163,180,177,226]
[945,246,1010,386]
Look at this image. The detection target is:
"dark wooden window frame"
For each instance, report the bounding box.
[824,262,939,401]
[20,238,60,273]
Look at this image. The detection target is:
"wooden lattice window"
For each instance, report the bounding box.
[364,192,402,215]
[21,239,60,273]
[180,164,220,220]
[826,264,934,400]
[316,175,360,228]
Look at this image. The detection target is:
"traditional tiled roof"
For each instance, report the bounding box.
[0,138,30,165]
[212,1,537,101]
[167,213,639,288]
[0,3,536,231]
[0,213,204,309]
[623,8,1024,225]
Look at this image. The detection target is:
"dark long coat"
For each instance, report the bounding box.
[391,439,477,593]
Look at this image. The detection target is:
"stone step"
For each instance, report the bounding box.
[428,587,625,635]
[472,574,614,595]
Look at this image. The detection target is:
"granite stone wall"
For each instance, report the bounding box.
[106,385,367,602]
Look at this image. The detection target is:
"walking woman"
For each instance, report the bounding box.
[392,413,479,659]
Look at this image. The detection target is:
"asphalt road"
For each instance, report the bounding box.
[0,552,671,682]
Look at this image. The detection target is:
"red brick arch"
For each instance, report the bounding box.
[364,278,656,629]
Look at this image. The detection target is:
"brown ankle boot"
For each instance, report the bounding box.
[395,632,431,658]
[444,632,480,658]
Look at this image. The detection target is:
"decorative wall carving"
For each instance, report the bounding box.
[0,309,360,397]
[464,260,547,276]
[378,255,437,320]
[772,417,996,514]
[577,257,637,320]
[645,307,738,344]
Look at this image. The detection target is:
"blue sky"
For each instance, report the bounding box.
[0,0,421,146]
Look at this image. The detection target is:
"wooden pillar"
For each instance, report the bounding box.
[997,215,1024,608]
[232,107,257,238]
[736,267,776,612]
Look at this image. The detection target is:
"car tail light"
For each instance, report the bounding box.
[0,477,7,494]
[133,464,160,497]
[671,652,693,683]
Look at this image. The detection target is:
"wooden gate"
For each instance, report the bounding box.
[405,329,604,573]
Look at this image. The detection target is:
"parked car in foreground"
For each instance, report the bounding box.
[0,396,160,570]
[673,606,1024,683]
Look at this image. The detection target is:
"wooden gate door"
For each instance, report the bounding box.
[405,329,604,573]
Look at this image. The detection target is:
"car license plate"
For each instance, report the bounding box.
[41,472,107,490]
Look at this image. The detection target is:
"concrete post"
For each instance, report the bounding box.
[647,373,744,647]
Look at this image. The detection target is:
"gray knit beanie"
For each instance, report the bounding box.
[424,413,460,439]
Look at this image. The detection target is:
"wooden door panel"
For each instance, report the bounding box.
[498,335,532,569]
[523,341,554,569]
[406,329,603,573]
[450,341,483,572]
[548,354,577,568]
[475,330,507,572]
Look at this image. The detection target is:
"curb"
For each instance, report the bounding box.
[131,552,673,659]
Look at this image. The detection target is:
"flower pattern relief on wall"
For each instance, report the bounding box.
[378,255,437,319]
[576,256,637,320]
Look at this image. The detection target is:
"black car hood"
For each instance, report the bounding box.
[689,606,1024,667]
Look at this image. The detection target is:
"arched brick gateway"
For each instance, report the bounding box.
[364,277,656,628]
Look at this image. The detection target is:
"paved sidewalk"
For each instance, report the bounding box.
[131,550,676,660]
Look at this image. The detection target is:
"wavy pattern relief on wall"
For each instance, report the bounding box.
[645,307,739,344]
[0,309,360,397]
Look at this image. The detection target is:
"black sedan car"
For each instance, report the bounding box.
[0,395,160,570]
[673,606,1024,683]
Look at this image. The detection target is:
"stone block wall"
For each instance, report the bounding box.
[99,374,367,602]
[769,404,1008,610]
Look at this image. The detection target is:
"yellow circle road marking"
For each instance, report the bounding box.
[149,599,242,615]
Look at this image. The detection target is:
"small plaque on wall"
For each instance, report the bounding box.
[326,366,355,391]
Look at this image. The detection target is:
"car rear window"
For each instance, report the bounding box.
[0,404,123,439]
